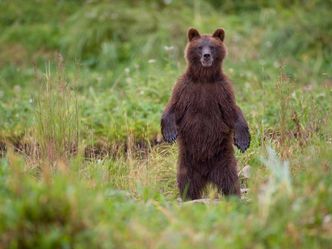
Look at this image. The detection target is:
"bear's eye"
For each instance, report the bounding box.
[209,46,215,50]
[198,46,203,50]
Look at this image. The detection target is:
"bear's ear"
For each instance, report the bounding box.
[212,28,225,41]
[187,28,200,41]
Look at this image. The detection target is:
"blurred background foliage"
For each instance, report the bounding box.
[1,0,331,66]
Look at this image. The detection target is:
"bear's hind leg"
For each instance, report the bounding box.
[208,156,240,197]
[177,162,207,200]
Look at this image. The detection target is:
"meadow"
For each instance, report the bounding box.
[0,0,332,248]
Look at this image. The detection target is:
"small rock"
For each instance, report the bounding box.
[239,165,251,179]
[323,214,332,225]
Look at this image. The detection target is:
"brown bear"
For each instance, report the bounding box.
[161,28,250,200]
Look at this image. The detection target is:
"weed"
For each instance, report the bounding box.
[34,55,79,172]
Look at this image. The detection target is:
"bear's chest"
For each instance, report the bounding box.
[181,83,227,116]
[177,82,232,135]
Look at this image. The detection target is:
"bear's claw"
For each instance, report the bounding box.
[163,128,177,143]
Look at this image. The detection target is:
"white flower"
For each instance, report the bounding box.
[164,45,174,51]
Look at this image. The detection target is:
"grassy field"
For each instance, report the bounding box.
[0,0,332,248]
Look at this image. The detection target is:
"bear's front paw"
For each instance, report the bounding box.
[234,126,250,153]
[163,126,177,143]
[161,112,178,143]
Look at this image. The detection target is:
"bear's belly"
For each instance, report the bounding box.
[178,111,232,160]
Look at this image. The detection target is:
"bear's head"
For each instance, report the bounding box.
[185,28,226,68]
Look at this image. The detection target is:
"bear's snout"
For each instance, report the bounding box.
[203,52,211,59]
[200,46,213,67]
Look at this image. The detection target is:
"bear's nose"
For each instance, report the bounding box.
[203,53,211,59]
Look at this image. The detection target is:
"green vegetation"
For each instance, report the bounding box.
[0,0,331,248]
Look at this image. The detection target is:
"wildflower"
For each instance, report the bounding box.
[164,45,174,51]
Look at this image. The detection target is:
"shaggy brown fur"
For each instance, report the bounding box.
[161,28,250,200]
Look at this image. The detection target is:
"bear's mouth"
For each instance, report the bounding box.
[200,58,213,67]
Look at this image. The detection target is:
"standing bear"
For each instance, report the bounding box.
[161,28,250,200]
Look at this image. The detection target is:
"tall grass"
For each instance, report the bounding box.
[34,56,79,170]
[275,66,292,157]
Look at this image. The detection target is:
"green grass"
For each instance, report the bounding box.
[0,0,332,248]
